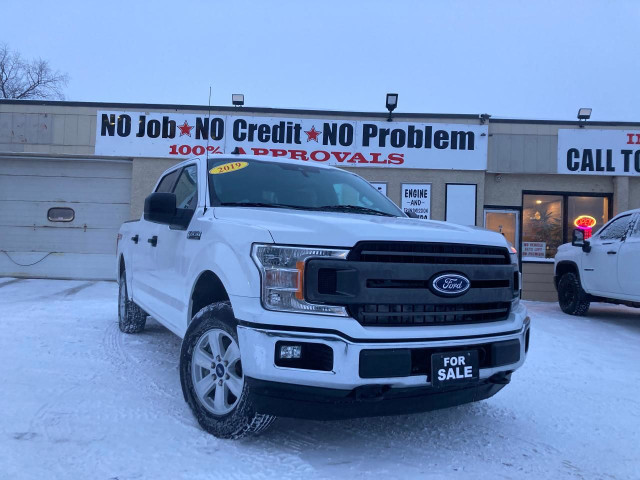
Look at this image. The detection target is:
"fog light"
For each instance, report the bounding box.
[279,345,302,359]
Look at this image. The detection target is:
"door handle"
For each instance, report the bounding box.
[607,251,617,255]
[147,236,158,247]
[131,235,139,244]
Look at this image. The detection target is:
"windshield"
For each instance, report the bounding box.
[207,158,403,217]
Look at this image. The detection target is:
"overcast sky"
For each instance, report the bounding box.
[3,0,639,121]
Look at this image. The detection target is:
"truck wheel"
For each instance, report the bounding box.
[180,301,275,439]
[118,270,147,333]
[558,272,590,316]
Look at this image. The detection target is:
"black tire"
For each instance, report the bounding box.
[558,272,590,316]
[180,301,275,439]
[118,270,148,333]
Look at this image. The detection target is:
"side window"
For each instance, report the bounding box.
[598,215,633,241]
[173,165,198,210]
[155,169,180,193]
[633,216,640,237]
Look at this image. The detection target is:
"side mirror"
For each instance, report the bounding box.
[144,193,176,225]
[572,229,591,253]
[405,211,419,219]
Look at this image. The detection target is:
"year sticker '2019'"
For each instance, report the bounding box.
[209,162,248,175]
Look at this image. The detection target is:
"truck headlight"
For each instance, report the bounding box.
[508,243,519,266]
[251,244,349,316]
[508,243,521,308]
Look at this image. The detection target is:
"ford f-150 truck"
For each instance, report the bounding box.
[116,155,530,439]
[554,209,640,315]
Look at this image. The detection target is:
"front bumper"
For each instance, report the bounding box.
[236,309,530,392]
[246,375,511,420]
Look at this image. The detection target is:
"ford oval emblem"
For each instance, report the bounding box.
[431,273,471,296]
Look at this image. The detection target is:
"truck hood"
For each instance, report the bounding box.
[213,207,509,248]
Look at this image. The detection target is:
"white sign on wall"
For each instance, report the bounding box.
[95,111,488,170]
[401,184,431,219]
[558,129,640,176]
[445,184,477,226]
[522,241,546,258]
[370,183,387,196]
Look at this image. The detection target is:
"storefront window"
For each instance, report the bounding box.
[566,196,608,240]
[522,195,563,261]
[485,211,518,246]
[522,193,611,262]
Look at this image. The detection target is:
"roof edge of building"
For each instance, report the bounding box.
[0,99,478,120]
[1,99,639,127]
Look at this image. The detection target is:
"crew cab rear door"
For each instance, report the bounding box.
[617,214,640,299]
[581,214,634,295]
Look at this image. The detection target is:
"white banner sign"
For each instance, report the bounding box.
[558,129,640,176]
[401,184,431,219]
[95,111,488,170]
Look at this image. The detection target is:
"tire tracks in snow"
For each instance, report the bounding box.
[102,321,178,402]
[102,319,317,478]
[26,377,104,479]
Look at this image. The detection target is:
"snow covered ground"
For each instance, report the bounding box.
[0,278,638,480]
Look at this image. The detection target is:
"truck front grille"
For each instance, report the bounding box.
[305,241,515,327]
[348,241,510,265]
[348,302,511,326]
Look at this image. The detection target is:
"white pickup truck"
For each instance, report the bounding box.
[116,155,529,439]
[554,209,640,315]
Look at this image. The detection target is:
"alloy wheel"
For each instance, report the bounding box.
[191,328,244,415]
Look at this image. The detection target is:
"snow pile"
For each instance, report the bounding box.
[0,278,638,479]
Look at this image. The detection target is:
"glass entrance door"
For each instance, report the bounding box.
[484,208,520,248]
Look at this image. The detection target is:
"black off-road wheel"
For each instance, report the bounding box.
[558,272,590,316]
[118,270,148,333]
[180,301,275,439]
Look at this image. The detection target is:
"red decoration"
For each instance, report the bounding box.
[178,121,194,137]
[574,215,597,239]
[304,126,321,142]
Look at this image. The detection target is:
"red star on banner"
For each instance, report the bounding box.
[178,121,194,137]
[304,125,321,142]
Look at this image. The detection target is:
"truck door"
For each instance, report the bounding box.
[132,168,181,316]
[617,214,640,299]
[152,164,199,330]
[581,214,634,295]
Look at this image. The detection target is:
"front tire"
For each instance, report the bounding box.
[558,272,590,316]
[118,270,148,333]
[180,301,275,439]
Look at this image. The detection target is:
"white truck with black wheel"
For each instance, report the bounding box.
[116,155,530,439]
[554,208,640,316]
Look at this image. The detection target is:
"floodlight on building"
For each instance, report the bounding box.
[577,108,592,127]
[479,113,491,125]
[386,93,398,122]
[232,94,245,107]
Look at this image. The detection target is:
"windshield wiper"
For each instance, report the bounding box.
[219,202,310,210]
[315,205,396,217]
[219,202,396,217]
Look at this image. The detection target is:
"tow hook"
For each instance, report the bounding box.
[353,384,391,402]
[488,372,512,385]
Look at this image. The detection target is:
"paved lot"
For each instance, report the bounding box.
[1,278,638,479]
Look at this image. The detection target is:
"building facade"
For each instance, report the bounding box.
[1,100,638,301]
